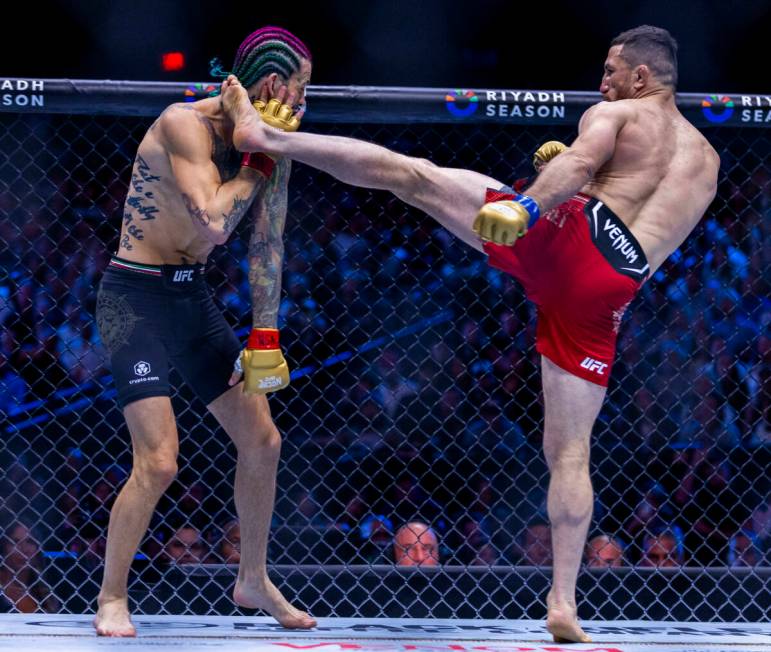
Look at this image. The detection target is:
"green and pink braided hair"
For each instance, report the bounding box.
[210,26,312,88]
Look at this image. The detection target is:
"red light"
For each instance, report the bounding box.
[162,52,185,72]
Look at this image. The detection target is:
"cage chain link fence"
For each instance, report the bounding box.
[0,110,769,621]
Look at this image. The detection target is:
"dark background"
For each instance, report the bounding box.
[5,0,769,92]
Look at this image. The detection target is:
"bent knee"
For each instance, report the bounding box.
[238,422,282,456]
[134,454,178,490]
[256,424,282,451]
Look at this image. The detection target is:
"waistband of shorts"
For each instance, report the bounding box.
[493,186,595,209]
[582,197,650,282]
[105,256,207,290]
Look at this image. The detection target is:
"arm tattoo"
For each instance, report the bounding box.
[248,159,291,328]
[222,194,254,236]
[181,193,211,227]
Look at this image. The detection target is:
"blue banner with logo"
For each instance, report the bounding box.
[0,78,768,127]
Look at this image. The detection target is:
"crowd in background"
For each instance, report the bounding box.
[0,116,769,613]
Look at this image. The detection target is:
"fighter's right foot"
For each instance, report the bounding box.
[546,606,591,643]
[93,597,136,637]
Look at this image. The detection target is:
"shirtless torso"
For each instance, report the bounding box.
[580,97,719,272]
[528,42,720,274]
[117,97,267,266]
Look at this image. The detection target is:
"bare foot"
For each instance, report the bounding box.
[546,606,591,643]
[93,597,136,637]
[234,579,316,629]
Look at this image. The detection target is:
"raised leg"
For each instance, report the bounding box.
[233,110,502,251]
[540,356,606,644]
[94,397,179,637]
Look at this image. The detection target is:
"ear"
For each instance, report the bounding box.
[263,73,280,98]
[634,64,650,89]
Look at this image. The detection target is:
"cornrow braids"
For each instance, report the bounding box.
[231,26,311,88]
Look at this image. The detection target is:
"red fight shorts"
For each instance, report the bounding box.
[483,190,650,386]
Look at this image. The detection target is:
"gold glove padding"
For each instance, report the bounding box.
[241,348,290,394]
[533,140,567,171]
[252,98,301,132]
[473,201,530,246]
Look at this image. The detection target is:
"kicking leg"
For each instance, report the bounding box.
[541,356,606,644]
[233,110,502,251]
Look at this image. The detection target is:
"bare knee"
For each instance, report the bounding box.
[237,422,282,464]
[133,452,178,493]
[395,155,437,197]
[256,423,282,454]
[543,433,590,473]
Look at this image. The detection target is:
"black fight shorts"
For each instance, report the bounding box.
[95,257,242,409]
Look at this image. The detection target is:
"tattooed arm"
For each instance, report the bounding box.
[161,105,266,245]
[248,157,291,328]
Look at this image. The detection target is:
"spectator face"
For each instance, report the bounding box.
[731,533,758,567]
[472,544,498,566]
[368,518,393,548]
[297,491,319,519]
[221,522,241,564]
[463,521,487,548]
[4,524,38,571]
[523,524,552,566]
[165,527,207,564]
[93,481,113,504]
[751,504,770,540]
[586,536,624,568]
[641,535,679,567]
[394,523,439,567]
[180,484,205,512]
[343,496,365,521]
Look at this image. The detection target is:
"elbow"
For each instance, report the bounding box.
[568,151,598,181]
[551,148,596,184]
[208,228,230,246]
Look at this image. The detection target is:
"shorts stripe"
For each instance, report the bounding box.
[108,257,163,276]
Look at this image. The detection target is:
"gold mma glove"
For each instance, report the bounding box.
[240,328,290,394]
[252,99,301,132]
[473,190,542,246]
[533,140,567,171]
[473,201,531,246]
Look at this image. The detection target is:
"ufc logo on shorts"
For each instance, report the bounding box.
[580,357,608,375]
[172,269,194,282]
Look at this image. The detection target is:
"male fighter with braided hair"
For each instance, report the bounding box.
[93,27,314,636]
[224,25,719,642]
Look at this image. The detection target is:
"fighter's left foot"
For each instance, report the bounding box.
[234,578,317,629]
[546,606,591,643]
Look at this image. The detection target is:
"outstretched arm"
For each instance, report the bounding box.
[526,102,627,213]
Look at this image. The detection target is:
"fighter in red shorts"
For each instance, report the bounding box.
[481,183,648,386]
[225,25,719,642]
